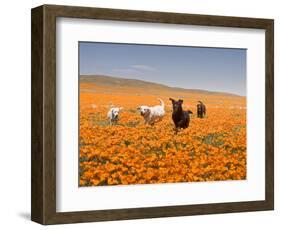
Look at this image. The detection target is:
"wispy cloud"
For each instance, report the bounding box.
[112,68,137,73]
[130,65,155,71]
[113,64,155,74]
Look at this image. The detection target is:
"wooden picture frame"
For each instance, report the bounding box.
[31,4,274,225]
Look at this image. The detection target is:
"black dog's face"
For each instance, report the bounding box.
[169,98,183,112]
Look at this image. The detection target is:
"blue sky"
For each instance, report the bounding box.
[79,42,246,96]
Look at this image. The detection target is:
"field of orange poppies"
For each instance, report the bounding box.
[79,80,246,186]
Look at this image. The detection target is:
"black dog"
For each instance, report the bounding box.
[170,98,193,129]
[197,101,206,118]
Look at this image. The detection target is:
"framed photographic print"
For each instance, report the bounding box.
[31,4,274,225]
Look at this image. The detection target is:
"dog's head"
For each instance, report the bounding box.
[111,107,123,119]
[169,98,183,113]
[138,106,151,117]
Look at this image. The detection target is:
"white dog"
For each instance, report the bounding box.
[138,98,165,125]
[107,107,123,125]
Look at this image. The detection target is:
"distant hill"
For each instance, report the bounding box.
[80,75,242,97]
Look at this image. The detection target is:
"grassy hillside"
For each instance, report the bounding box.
[80,75,242,97]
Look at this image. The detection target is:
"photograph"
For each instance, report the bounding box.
[79,42,247,186]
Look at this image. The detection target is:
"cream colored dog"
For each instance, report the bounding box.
[138,99,165,125]
[107,107,123,125]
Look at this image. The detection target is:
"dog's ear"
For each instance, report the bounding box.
[169,98,175,102]
[179,99,183,104]
[188,110,193,114]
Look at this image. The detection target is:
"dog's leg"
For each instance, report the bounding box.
[174,127,179,134]
[149,117,155,126]
[145,116,150,125]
